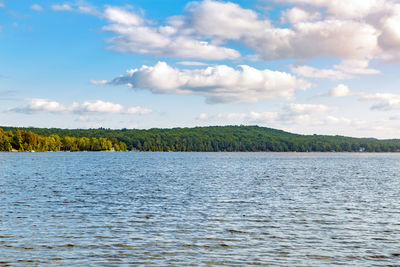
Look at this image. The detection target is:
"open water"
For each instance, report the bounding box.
[1,152,400,265]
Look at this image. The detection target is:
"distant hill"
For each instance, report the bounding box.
[1,125,400,152]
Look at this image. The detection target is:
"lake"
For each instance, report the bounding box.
[1,152,400,265]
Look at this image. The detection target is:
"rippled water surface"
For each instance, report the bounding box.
[2,152,400,265]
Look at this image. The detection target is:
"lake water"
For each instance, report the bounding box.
[1,152,400,265]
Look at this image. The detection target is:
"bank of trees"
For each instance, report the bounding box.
[2,125,400,152]
[0,128,127,152]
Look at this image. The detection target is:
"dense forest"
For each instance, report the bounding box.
[1,125,400,152]
[0,128,127,152]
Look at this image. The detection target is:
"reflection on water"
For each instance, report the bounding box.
[1,152,400,265]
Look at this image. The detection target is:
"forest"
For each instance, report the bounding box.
[1,125,400,152]
[0,128,127,152]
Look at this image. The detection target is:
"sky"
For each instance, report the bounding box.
[1,0,400,138]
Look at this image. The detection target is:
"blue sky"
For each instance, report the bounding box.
[1,0,400,138]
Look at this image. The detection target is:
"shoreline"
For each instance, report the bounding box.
[2,151,400,153]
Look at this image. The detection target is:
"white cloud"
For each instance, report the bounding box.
[263,20,377,60]
[334,59,380,75]
[101,5,240,60]
[291,65,350,80]
[0,3,4,8]
[43,0,387,62]
[274,0,387,20]
[200,103,329,125]
[174,1,380,60]
[49,0,400,62]
[359,93,400,110]
[281,103,329,118]
[280,7,321,24]
[378,12,400,61]
[177,61,208,66]
[185,0,268,40]
[31,4,43,11]
[75,100,124,113]
[103,6,143,25]
[198,113,209,120]
[181,1,377,60]
[51,4,73,11]
[319,89,400,111]
[76,1,99,15]
[126,106,152,115]
[214,111,278,123]
[76,115,90,122]
[51,1,99,15]
[329,84,351,97]
[197,104,378,136]
[325,116,352,125]
[247,111,279,122]
[105,61,311,103]
[10,99,68,114]
[90,79,108,85]
[292,59,380,80]
[271,0,400,61]
[102,27,240,60]
[9,99,152,115]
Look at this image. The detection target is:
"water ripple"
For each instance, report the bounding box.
[1,152,400,265]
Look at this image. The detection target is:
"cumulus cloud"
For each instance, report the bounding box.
[291,65,350,80]
[280,7,321,24]
[101,4,240,60]
[9,99,152,115]
[319,89,400,111]
[31,4,43,11]
[10,99,68,114]
[178,1,378,60]
[185,0,268,40]
[103,6,143,25]
[359,93,400,110]
[177,61,208,66]
[46,0,400,62]
[282,103,329,115]
[378,12,400,61]
[329,84,351,97]
[277,103,330,125]
[335,59,380,75]
[256,20,378,60]
[292,59,380,79]
[273,0,387,20]
[273,0,400,61]
[73,100,124,114]
[103,61,311,103]
[182,1,377,60]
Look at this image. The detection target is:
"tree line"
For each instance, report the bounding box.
[2,125,400,152]
[0,128,127,152]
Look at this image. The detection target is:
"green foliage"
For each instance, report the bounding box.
[1,125,400,152]
[0,128,127,152]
